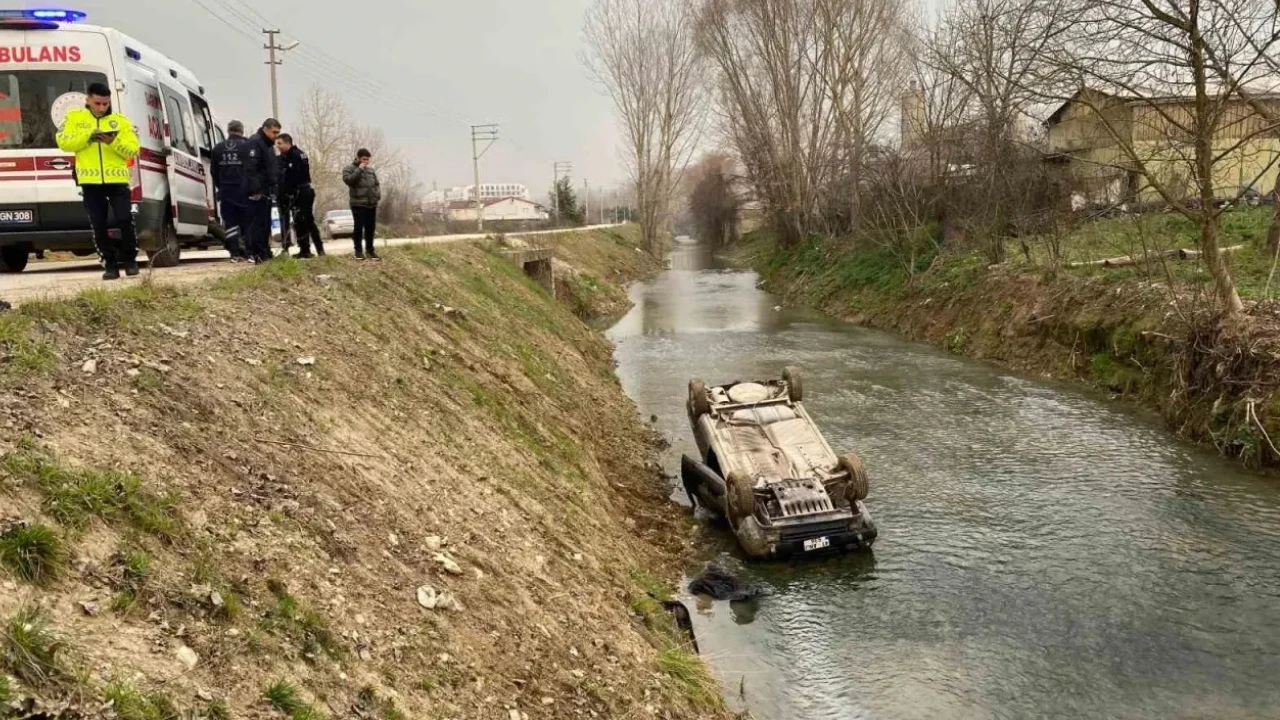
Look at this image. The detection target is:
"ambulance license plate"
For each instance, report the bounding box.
[804,536,831,552]
[0,209,34,224]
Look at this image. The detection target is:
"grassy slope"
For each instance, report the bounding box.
[737,207,1280,469]
[0,226,730,719]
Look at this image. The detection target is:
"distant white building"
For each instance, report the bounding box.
[442,197,549,223]
[423,183,530,209]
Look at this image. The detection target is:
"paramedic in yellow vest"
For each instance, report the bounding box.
[56,82,141,280]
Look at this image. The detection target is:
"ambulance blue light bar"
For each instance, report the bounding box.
[0,9,87,22]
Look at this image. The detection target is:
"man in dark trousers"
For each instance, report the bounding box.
[209,120,251,262]
[275,133,324,258]
[342,148,382,260]
[55,82,141,279]
[242,118,281,263]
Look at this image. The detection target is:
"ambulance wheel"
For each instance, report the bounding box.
[147,222,181,268]
[726,471,755,524]
[0,245,29,273]
[783,366,803,402]
[838,453,870,504]
[689,379,711,418]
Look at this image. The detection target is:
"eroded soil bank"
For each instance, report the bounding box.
[0,227,734,719]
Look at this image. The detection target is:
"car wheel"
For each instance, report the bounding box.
[0,244,29,273]
[726,471,755,524]
[146,221,181,268]
[838,453,869,504]
[689,379,711,418]
[783,366,803,402]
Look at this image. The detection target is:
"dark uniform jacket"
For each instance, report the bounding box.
[279,146,313,196]
[210,135,250,205]
[243,129,278,198]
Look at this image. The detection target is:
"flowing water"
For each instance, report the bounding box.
[606,239,1280,720]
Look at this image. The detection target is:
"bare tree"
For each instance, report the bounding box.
[584,0,706,256]
[694,0,838,247]
[814,0,911,227]
[1044,0,1280,315]
[923,0,1072,262]
[294,85,353,215]
[1201,16,1280,254]
[899,29,976,186]
[294,85,422,226]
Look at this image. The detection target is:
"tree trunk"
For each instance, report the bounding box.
[1268,171,1280,252]
[1190,29,1244,316]
[1199,218,1245,313]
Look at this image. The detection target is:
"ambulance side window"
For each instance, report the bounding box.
[188,93,216,158]
[162,88,196,156]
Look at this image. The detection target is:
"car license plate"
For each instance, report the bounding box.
[804,536,831,552]
[0,209,34,224]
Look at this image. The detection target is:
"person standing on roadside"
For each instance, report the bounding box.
[343,148,382,260]
[56,82,141,280]
[275,133,324,258]
[242,118,282,263]
[210,120,251,262]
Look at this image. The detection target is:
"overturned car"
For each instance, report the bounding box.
[682,368,877,559]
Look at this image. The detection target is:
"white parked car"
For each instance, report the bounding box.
[323,209,354,239]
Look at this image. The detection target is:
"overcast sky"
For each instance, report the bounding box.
[68,0,624,199]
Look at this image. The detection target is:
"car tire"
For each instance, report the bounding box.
[146,221,181,268]
[783,366,803,402]
[726,471,755,524]
[689,379,711,418]
[838,453,870,504]
[0,244,29,273]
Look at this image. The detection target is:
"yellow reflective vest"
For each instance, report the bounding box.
[56,107,140,185]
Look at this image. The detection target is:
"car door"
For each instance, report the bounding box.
[188,92,217,227]
[153,77,206,237]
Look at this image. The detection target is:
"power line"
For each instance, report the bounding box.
[186,0,260,44]
[201,0,472,127]
[181,0,552,172]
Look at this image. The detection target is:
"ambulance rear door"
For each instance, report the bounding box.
[187,90,216,229]
[152,72,205,237]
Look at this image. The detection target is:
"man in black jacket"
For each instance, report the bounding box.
[242,118,281,263]
[275,133,324,258]
[209,120,251,262]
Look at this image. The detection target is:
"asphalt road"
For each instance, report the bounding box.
[0,225,624,304]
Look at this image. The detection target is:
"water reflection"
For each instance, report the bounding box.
[608,241,1280,720]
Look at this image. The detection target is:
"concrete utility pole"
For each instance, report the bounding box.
[552,161,573,223]
[262,30,298,120]
[470,124,499,232]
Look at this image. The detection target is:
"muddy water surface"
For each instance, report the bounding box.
[607,239,1280,720]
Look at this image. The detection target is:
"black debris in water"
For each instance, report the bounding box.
[688,564,769,601]
[660,599,700,654]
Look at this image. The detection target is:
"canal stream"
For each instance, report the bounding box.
[606,239,1280,720]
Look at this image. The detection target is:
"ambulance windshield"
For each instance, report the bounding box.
[0,70,108,149]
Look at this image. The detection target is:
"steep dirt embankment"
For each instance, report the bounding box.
[735,232,1280,470]
[0,227,733,719]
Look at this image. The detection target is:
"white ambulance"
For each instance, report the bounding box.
[0,8,227,273]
